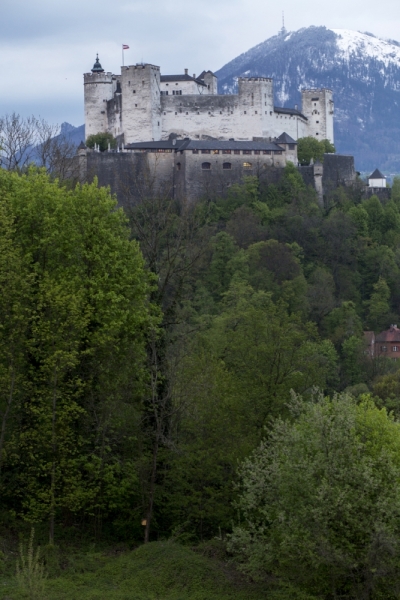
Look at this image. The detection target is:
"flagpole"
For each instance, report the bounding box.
[122,44,124,67]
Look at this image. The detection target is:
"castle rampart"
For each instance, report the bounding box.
[83,56,334,145]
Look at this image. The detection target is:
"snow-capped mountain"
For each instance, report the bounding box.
[215,27,400,172]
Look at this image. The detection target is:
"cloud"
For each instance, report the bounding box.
[2,0,400,125]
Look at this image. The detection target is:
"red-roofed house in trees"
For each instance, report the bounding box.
[375,324,400,359]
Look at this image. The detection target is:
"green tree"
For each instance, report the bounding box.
[229,392,400,599]
[391,176,400,205]
[297,137,335,166]
[86,132,117,151]
[365,277,391,331]
[0,168,156,542]
[323,301,363,347]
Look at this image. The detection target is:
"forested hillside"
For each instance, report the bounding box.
[2,166,400,598]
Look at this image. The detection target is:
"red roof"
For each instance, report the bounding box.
[375,325,400,343]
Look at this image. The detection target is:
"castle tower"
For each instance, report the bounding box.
[84,55,113,139]
[120,63,162,144]
[238,77,274,138]
[301,89,334,144]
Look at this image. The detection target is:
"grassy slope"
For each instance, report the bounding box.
[0,540,267,600]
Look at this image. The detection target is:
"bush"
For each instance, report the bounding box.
[86,132,117,151]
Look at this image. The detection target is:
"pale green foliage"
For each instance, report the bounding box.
[229,392,400,599]
[297,137,335,165]
[16,528,46,600]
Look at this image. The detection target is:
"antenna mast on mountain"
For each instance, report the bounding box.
[281,11,287,36]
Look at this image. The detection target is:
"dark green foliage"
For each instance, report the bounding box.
[2,161,400,596]
[86,132,117,151]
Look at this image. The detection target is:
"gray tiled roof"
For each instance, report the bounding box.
[276,132,297,144]
[125,138,287,152]
[160,74,207,87]
[274,106,308,120]
[369,168,385,179]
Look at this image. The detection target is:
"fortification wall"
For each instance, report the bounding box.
[160,94,304,141]
[86,151,174,210]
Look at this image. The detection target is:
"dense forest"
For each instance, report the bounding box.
[2,162,400,598]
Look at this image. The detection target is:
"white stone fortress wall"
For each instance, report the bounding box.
[84,58,334,145]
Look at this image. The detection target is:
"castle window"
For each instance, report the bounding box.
[222,150,231,154]
[176,83,178,85]
[175,112,177,115]
[201,149,211,154]
[274,151,282,155]
[223,162,232,170]
[202,162,211,170]
[220,111,222,114]
[176,163,181,171]
[192,149,199,154]
[263,150,271,155]
[254,150,260,155]
[158,121,160,126]
[255,111,258,114]
[393,346,399,352]
[316,120,319,123]
[243,150,251,155]
[164,112,166,115]
[244,111,247,114]
[186,112,188,115]
[135,104,138,107]
[133,90,136,94]
[270,111,273,115]
[212,150,220,154]
[381,346,387,352]
[243,162,252,169]
[289,144,295,150]
[128,81,130,85]
[316,133,319,135]
[234,150,240,155]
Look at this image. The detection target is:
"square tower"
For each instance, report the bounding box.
[301,89,334,143]
[120,64,162,144]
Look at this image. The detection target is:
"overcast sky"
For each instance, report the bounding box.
[1,0,399,127]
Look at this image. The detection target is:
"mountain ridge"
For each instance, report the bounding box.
[215,26,400,173]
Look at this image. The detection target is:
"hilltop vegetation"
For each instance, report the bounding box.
[1,165,400,597]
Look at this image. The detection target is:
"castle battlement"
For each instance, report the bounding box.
[84,55,334,145]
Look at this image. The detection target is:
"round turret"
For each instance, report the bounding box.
[91,54,104,73]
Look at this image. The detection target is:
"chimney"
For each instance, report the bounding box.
[184,68,188,75]
[193,73,196,79]
[172,139,176,146]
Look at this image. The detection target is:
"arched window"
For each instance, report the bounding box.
[202,162,211,170]
[176,162,181,171]
[243,162,252,169]
[223,162,232,170]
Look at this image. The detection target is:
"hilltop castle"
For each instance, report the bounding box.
[84,55,334,145]
[79,55,352,208]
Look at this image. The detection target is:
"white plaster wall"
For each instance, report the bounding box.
[160,79,209,95]
[84,72,113,138]
[369,178,386,188]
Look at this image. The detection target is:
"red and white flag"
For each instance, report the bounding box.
[122,44,129,50]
